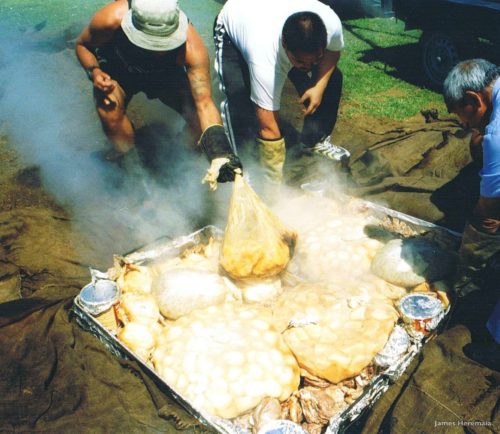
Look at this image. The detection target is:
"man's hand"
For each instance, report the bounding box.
[202,155,242,191]
[217,154,243,182]
[299,50,340,117]
[91,69,117,108]
[198,125,243,190]
[300,85,323,116]
[92,69,115,92]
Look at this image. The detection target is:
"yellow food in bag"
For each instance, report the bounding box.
[273,283,398,383]
[220,175,297,279]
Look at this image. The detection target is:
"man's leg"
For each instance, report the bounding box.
[454,221,500,296]
[288,67,348,161]
[213,17,255,153]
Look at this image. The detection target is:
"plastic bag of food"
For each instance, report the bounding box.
[371,238,457,287]
[220,175,297,279]
[273,283,398,383]
[152,267,236,320]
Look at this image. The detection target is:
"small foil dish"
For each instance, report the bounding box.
[398,293,444,337]
[78,279,121,334]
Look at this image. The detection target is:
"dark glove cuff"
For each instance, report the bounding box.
[199,125,234,160]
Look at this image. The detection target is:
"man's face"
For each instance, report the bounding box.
[286,48,324,72]
[449,91,489,131]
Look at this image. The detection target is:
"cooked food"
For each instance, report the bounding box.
[116,262,153,294]
[273,283,398,383]
[220,175,297,279]
[120,292,160,324]
[118,321,158,361]
[236,276,283,304]
[89,192,458,431]
[371,238,457,287]
[290,214,383,282]
[152,302,300,419]
[152,267,234,320]
[151,238,221,275]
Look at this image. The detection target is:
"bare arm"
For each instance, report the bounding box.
[75,1,125,70]
[300,50,340,116]
[184,24,222,132]
[472,132,500,231]
[255,106,281,140]
[75,1,126,93]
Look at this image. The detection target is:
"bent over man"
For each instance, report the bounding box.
[76,0,241,187]
[443,59,500,294]
[214,0,349,185]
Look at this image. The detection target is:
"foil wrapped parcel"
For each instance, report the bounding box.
[374,326,410,368]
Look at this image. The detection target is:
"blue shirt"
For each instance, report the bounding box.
[480,78,500,197]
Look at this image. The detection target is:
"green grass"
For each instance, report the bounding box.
[0,3,446,122]
[339,17,447,120]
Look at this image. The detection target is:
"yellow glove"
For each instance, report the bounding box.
[257,137,286,184]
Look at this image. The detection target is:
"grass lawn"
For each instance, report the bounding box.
[338,17,447,120]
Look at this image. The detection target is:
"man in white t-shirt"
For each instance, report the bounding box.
[214,0,349,185]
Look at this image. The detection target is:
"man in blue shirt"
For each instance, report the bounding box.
[443,59,500,295]
[443,59,500,371]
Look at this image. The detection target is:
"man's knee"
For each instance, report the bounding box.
[96,102,127,131]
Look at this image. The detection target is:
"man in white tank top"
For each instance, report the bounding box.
[214,0,349,186]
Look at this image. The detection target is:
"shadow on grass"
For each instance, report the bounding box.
[358,42,429,88]
[344,21,500,90]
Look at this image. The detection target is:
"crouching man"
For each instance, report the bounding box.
[443,59,500,294]
[76,0,242,188]
[214,0,349,186]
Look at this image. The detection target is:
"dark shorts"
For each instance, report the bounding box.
[95,48,192,105]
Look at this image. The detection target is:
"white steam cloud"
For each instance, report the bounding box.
[0,20,351,269]
[0,29,232,262]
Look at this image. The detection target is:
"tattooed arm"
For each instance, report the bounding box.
[184,23,222,132]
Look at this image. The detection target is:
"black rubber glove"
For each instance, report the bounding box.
[216,154,243,182]
[199,125,243,182]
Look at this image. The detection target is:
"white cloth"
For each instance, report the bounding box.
[218,0,344,111]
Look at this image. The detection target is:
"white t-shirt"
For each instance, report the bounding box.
[219,0,344,111]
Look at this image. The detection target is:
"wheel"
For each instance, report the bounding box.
[420,30,461,88]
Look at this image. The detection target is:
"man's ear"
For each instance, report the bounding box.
[464,90,486,110]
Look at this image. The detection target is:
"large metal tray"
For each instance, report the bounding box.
[72,199,460,434]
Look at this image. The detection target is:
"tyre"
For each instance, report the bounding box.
[420,30,461,88]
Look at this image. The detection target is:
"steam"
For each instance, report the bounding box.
[0,19,352,267]
[0,29,231,260]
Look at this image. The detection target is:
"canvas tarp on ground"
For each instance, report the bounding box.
[0,116,498,433]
